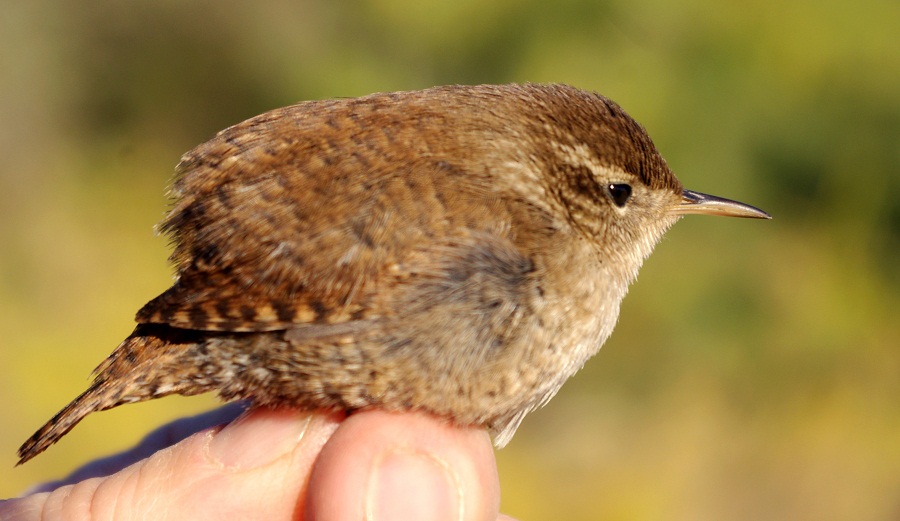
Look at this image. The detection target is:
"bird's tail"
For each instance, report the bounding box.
[17,324,218,465]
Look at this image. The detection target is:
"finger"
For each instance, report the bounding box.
[306,410,501,521]
[25,402,250,494]
[2,408,342,521]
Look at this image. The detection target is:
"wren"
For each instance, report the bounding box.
[17,83,769,464]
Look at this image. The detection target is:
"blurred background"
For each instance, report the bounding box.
[1,0,897,519]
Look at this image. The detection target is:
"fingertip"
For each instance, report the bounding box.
[307,410,500,521]
[369,447,461,521]
[118,407,342,519]
[10,408,343,521]
[206,407,318,469]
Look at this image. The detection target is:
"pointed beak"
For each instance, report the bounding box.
[671,189,771,219]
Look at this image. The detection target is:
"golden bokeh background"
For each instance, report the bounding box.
[1,1,897,519]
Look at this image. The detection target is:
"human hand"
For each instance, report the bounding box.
[2,405,518,520]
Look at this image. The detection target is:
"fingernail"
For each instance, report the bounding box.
[368,448,461,521]
[208,408,312,469]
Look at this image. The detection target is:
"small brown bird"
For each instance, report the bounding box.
[18,83,769,465]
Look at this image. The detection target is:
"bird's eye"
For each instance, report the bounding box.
[607,183,632,207]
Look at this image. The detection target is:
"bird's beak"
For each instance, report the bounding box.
[671,189,771,219]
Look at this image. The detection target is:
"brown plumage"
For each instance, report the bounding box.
[18,84,768,465]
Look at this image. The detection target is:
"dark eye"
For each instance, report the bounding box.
[607,183,632,207]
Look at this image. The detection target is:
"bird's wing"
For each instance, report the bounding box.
[135,101,523,333]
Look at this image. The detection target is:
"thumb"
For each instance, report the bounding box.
[306,410,502,521]
[3,409,341,521]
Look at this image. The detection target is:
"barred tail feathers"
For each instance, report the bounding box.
[17,324,217,465]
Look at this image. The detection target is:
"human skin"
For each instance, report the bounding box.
[3,406,518,521]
